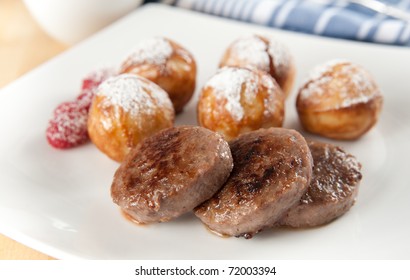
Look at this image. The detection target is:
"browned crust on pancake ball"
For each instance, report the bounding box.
[219,34,295,97]
[296,60,383,140]
[88,74,174,162]
[197,67,285,141]
[120,37,196,114]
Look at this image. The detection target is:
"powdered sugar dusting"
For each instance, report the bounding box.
[126,37,173,66]
[83,66,117,86]
[78,66,117,110]
[260,74,282,119]
[97,74,173,116]
[261,73,275,91]
[267,37,291,77]
[303,59,349,85]
[299,75,332,100]
[340,64,376,108]
[46,102,89,149]
[229,35,270,72]
[206,67,258,122]
[300,60,379,110]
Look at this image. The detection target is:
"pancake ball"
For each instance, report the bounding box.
[197,67,285,141]
[120,36,197,113]
[219,34,295,97]
[88,74,174,162]
[296,60,383,140]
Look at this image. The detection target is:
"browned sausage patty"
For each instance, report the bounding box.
[194,128,313,238]
[111,126,233,224]
[279,140,362,228]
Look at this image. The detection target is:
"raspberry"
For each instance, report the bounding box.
[76,89,94,111]
[46,101,89,149]
[78,67,116,110]
[46,67,115,149]
[81,67,116,91]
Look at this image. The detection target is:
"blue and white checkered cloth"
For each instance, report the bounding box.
[143,0,410,46]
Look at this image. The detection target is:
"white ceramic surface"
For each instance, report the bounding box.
[23,0,142,45]
[1,4,410,259]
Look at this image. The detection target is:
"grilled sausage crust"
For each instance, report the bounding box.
[111,126,233,224]
[194,128,313,238]
[279,140,362,227]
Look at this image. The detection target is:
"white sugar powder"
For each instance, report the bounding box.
[84,66,117,84]
[300,60,377,110]
[304,59,349,85]
[338,62,376,108]
[300,75,332,99]
[206,67,258,122]
[127,37,173,66]
[260,74,281,119]
[230,35,270,72]
[267,37,291,76]
[97,74,172,116]
[228,35,291,79]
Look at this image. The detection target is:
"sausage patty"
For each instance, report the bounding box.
[194,128,313,238]
[111,126,233,224]
[279,140,362,228]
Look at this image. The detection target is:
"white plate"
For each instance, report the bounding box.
[1,4,410,260]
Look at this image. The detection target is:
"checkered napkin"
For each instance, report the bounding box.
[143,0,410,46]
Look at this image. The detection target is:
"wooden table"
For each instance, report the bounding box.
[0,0,68,260]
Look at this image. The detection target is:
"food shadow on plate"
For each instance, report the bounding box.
[175,99,199,126]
